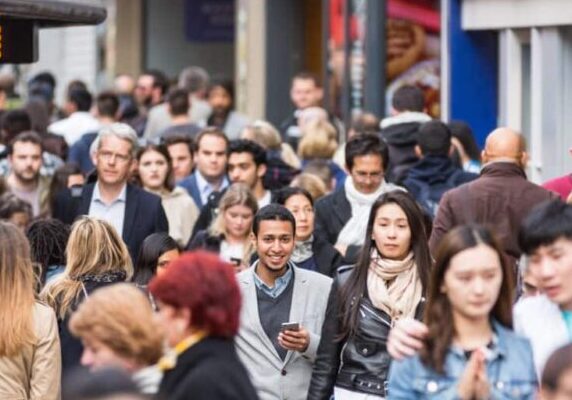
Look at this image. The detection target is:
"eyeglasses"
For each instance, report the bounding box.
[98,150,132,164]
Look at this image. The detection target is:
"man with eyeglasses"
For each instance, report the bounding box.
[53,123,168,263]
[314,134,403,264]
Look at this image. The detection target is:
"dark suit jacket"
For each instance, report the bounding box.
[314,186,361,264]
[178,172,204,209]
[158,337,259,400]
[52,182,168,262]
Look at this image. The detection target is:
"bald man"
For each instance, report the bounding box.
[429,127,556,271]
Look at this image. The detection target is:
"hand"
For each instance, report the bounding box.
[457,351,480,400]
[278,326,310,353]
[387,318,428,360]
[474,351,490,400]
[334,244,348,257]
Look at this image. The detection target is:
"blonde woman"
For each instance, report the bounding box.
[0,222,61,400]
[188,184,257,269]
[298,120,347,191]
[41,217,133,373]
[241,120,301,169]
[69,283,164,394]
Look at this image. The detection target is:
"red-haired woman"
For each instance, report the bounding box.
[149,251,258,400]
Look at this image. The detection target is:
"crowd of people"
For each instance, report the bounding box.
[0,65,571,400]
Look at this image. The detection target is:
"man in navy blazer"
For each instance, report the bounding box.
[53,123,168,263]
[178,128,229,210]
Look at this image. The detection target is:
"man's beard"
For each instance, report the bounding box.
[14,169,39,185]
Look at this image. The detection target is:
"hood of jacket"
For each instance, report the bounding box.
[380,112,431,146]
[406,155,461,185]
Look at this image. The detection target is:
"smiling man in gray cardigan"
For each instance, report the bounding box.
[235,204,332,400]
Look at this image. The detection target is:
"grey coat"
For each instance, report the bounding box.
[235,265,332,400]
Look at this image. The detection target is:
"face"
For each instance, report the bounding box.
[167,143,193,182]
[228,152,263,189]
[195,135,228,181]
[284,194,315,242]
[94,135,134,186]
[542,368,572,400]
[138,149,169,191]
[290,78,322,109]
[528,238,572,309]
[443,244,503,321]
[372,203,411,260]
[155,303,189,347]
[9,212,30,231]
[208,86,232,113]
[223,204,254,239]
[156,249,180,276]
[134,75,154,106]
[9,141,42,184]
[67,173,85,188]
[81,338,134,372]
[254,220,295,273]
[349,154,384,194]
[521,268,540,298]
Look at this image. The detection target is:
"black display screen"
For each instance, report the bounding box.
[0,19,38,63]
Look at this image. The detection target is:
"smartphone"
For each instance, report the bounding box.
[281,322,300,332]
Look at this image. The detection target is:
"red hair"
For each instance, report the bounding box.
[148,251,241,338]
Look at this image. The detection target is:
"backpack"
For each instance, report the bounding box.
[409,170,464,219]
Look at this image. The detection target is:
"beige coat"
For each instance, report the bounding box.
[0,302,61,399]
[159,187,199,246]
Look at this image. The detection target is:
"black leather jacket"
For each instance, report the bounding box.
[307,266,424,399]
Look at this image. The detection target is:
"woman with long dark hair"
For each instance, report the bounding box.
[133,232,181,287]
[388,225,537,398]
[308,190,432,399]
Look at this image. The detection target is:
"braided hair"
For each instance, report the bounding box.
[26,218,70,287]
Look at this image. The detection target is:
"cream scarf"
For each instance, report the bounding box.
[336,177,400,247]
[367,250,422,320]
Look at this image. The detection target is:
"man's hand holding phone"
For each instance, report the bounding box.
[278,322,310,353]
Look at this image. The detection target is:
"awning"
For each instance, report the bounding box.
[0,0,106,27]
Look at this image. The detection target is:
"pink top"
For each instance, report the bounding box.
[543,174,572,201]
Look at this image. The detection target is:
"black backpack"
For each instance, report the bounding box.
[408,170,464,219]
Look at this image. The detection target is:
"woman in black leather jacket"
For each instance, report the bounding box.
[307,191,432,399]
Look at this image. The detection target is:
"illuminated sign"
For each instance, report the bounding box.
[0,19,38,63]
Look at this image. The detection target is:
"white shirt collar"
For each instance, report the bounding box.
[93,182,127,204]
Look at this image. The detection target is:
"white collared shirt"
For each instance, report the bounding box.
[88,182,127,237]
[48,111,101,145]
[195,170,229,206]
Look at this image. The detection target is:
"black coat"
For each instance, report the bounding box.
[157,337,259,400]
[307,266,424,399]
[59,277,126,372]
[187,230,223,254]
[310,235,344,277]
[52,183,169,263]
[314,186,361,264]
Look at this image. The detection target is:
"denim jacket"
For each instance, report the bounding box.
[387,321,537,399]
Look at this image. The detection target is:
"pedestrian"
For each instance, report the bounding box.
[314,134,403,264]
[308,190,431,399]
[69,283,164,394]
[388,225,537,399]
[273,187,342,276]
[136,142,198,246]
[235,204,332,400]
[150,251,259,400]
[188,183,257,270]
[26,218,70,286]
[541,343,572,400]
[0,221,61,399]
[41,216,133,373]
[132,232,181,288]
